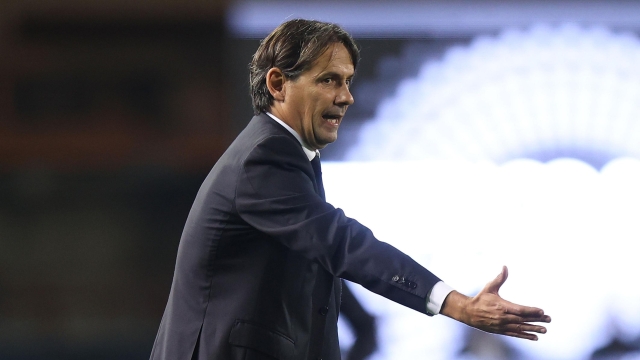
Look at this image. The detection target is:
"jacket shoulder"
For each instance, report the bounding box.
[230,114,306,164]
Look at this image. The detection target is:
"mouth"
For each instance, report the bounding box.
[322,113,342,126]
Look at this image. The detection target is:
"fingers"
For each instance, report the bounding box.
[484,266,508,294]
[504,331,540,341]
[506,322,547,334]
[521,314,552,323]
[505,306,551,322]
[498,314,550,326]
[504,310,551,325]
[503,322,547,341]
[483,322,547,341]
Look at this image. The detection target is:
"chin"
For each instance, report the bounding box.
[319,138,338,147]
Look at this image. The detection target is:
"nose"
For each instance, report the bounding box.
[336,84,354,106]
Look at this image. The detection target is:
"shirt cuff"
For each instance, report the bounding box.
[426,281,455,315]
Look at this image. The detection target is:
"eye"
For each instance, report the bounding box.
[346,78,352,87]
[322,77,333,84]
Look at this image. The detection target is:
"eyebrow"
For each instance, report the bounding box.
[317,71,355,80]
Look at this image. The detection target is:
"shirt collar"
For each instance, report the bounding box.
[266,112,318,161]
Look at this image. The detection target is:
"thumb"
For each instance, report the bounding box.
[484,265,508,294]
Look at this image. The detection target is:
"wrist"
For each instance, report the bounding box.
[440,290,470,324]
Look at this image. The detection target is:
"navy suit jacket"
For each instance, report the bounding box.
[150,113,442,360]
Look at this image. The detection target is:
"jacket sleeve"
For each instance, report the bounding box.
[235,134,442,314]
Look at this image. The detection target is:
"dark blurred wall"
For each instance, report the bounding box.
[0,1,231,358]
[0,1,471,358]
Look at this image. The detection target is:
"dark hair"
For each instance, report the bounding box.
[249,19,360,115]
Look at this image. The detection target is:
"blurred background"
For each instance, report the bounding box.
[2,0,640,359]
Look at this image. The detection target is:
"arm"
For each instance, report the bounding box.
[235,134,441,314]
[440,266,551,341]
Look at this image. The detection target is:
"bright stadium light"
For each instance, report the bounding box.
[324,158,640,360]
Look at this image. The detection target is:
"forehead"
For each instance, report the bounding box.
[307,43,355,76]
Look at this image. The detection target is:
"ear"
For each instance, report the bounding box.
[266,68,286,102]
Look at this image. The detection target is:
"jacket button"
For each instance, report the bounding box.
[319,306,329,316]
[392,275,399,282]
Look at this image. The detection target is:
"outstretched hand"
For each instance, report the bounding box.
[440,266,551,341]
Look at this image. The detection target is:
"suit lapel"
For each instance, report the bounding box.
[260,114,325,200]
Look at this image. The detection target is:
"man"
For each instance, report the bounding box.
[150,19,551,360]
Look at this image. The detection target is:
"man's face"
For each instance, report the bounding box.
[274,43,355,150]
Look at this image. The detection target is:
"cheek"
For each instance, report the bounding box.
[312,112,325,128]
